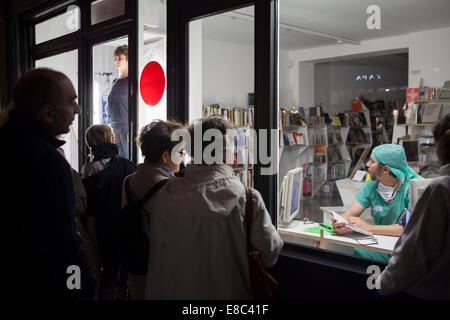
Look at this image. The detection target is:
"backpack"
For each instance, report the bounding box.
[120,176,169,275]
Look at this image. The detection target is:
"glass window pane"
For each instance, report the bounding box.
[91,0,125,25]
[189,6,255,187]
[137,0,167,164]
[277,1,450,262]
[35,6,80,44]
[92,37,129,159]
[35,50,79,171]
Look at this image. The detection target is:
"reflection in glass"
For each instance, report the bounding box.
[189,6,255,187]
[35,50,79,170]
[92,37,129,158]
[91,0,125,25]
[35,5,80,44]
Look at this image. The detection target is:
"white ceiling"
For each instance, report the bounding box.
[201,0,450,51]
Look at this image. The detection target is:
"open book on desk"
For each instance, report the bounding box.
[328,210,374,238]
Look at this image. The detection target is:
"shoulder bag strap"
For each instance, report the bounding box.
[244,186,255,252]
[138,179,170,206]
[124,176,133,204]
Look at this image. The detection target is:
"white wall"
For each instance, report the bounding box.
[409,27,450,88]
[287,27,450,111]
[202,38,254,108]
[35,50,79,171]
[314,62,408,114]
[189,20,203,122]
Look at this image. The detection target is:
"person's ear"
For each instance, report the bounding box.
[36,104,54,128]
[160,150,170,166]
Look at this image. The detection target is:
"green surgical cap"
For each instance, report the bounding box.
[370,144,419,182]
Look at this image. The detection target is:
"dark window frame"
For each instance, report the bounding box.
[167,0,278,224]
[167,0,391,299]
[15,0,138,168]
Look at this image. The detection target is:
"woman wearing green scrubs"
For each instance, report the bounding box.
[332,144,420,262]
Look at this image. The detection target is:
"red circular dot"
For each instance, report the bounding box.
[140,61,165,106]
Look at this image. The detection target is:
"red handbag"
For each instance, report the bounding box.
[245,186,279,300]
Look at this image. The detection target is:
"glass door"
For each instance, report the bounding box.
[35,50,80,171]
[188,6,256,187]
[91,36,130,159]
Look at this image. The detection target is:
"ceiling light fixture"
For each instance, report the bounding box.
[222,11,360,45]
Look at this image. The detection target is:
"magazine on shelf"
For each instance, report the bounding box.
[287,133,296,146]
[332,116,342,126]
[421,104,442,123]
[293,132,304,145]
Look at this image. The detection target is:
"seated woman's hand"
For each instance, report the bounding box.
[331,218,352,235]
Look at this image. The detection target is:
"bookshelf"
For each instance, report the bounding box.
[279,106,352,200]
[202,104,254,187]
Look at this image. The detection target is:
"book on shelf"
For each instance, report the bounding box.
[327,162,346,180]
[327,131,335,144]
[421,104,442,123]
[351,99,362,110]
[287,133,296,146]
[348,112,367,127]
[323,113,332,125]
[327,147,343,162]
[281,107,306,127]
[235,127,247,147]
[314,146,326,163]
[315,166,325,181]
[203,104,221,117]
[283,134,290,147]
[347,127,369,144]
[406,88,419,103]
[298,107,306,117]
[338,113,349,127]
[293,132,304,145]
[335,132,343,144]
[220,107,231,121]
[332,116,342,126]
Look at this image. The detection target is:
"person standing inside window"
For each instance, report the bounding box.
[106,45,129,158]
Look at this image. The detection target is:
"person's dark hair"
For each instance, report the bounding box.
[432,113,450,141]
[13,68,67,118]
[85,124,115,148]
[137,120,184,162]
[187,115,234,164]
[437,129,450,165]
[114,45,128,60]
[433,113,450,165]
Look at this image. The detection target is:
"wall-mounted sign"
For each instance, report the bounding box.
[140,61,165,106]
[356,74,382,81]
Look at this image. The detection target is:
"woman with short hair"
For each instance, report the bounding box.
[81,124,136,300]
[122,119,185,299]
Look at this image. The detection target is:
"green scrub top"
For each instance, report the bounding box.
[353,179,411,262]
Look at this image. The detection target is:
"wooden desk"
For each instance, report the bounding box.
[278,219,398,255]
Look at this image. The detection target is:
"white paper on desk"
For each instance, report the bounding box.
[353,170,367,182]
[328,211,374,237]
[355,238,378,245]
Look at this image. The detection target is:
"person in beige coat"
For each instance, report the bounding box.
[122,120,185,299]
[144,115,284,299]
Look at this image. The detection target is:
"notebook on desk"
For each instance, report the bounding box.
[328,210,374,238]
